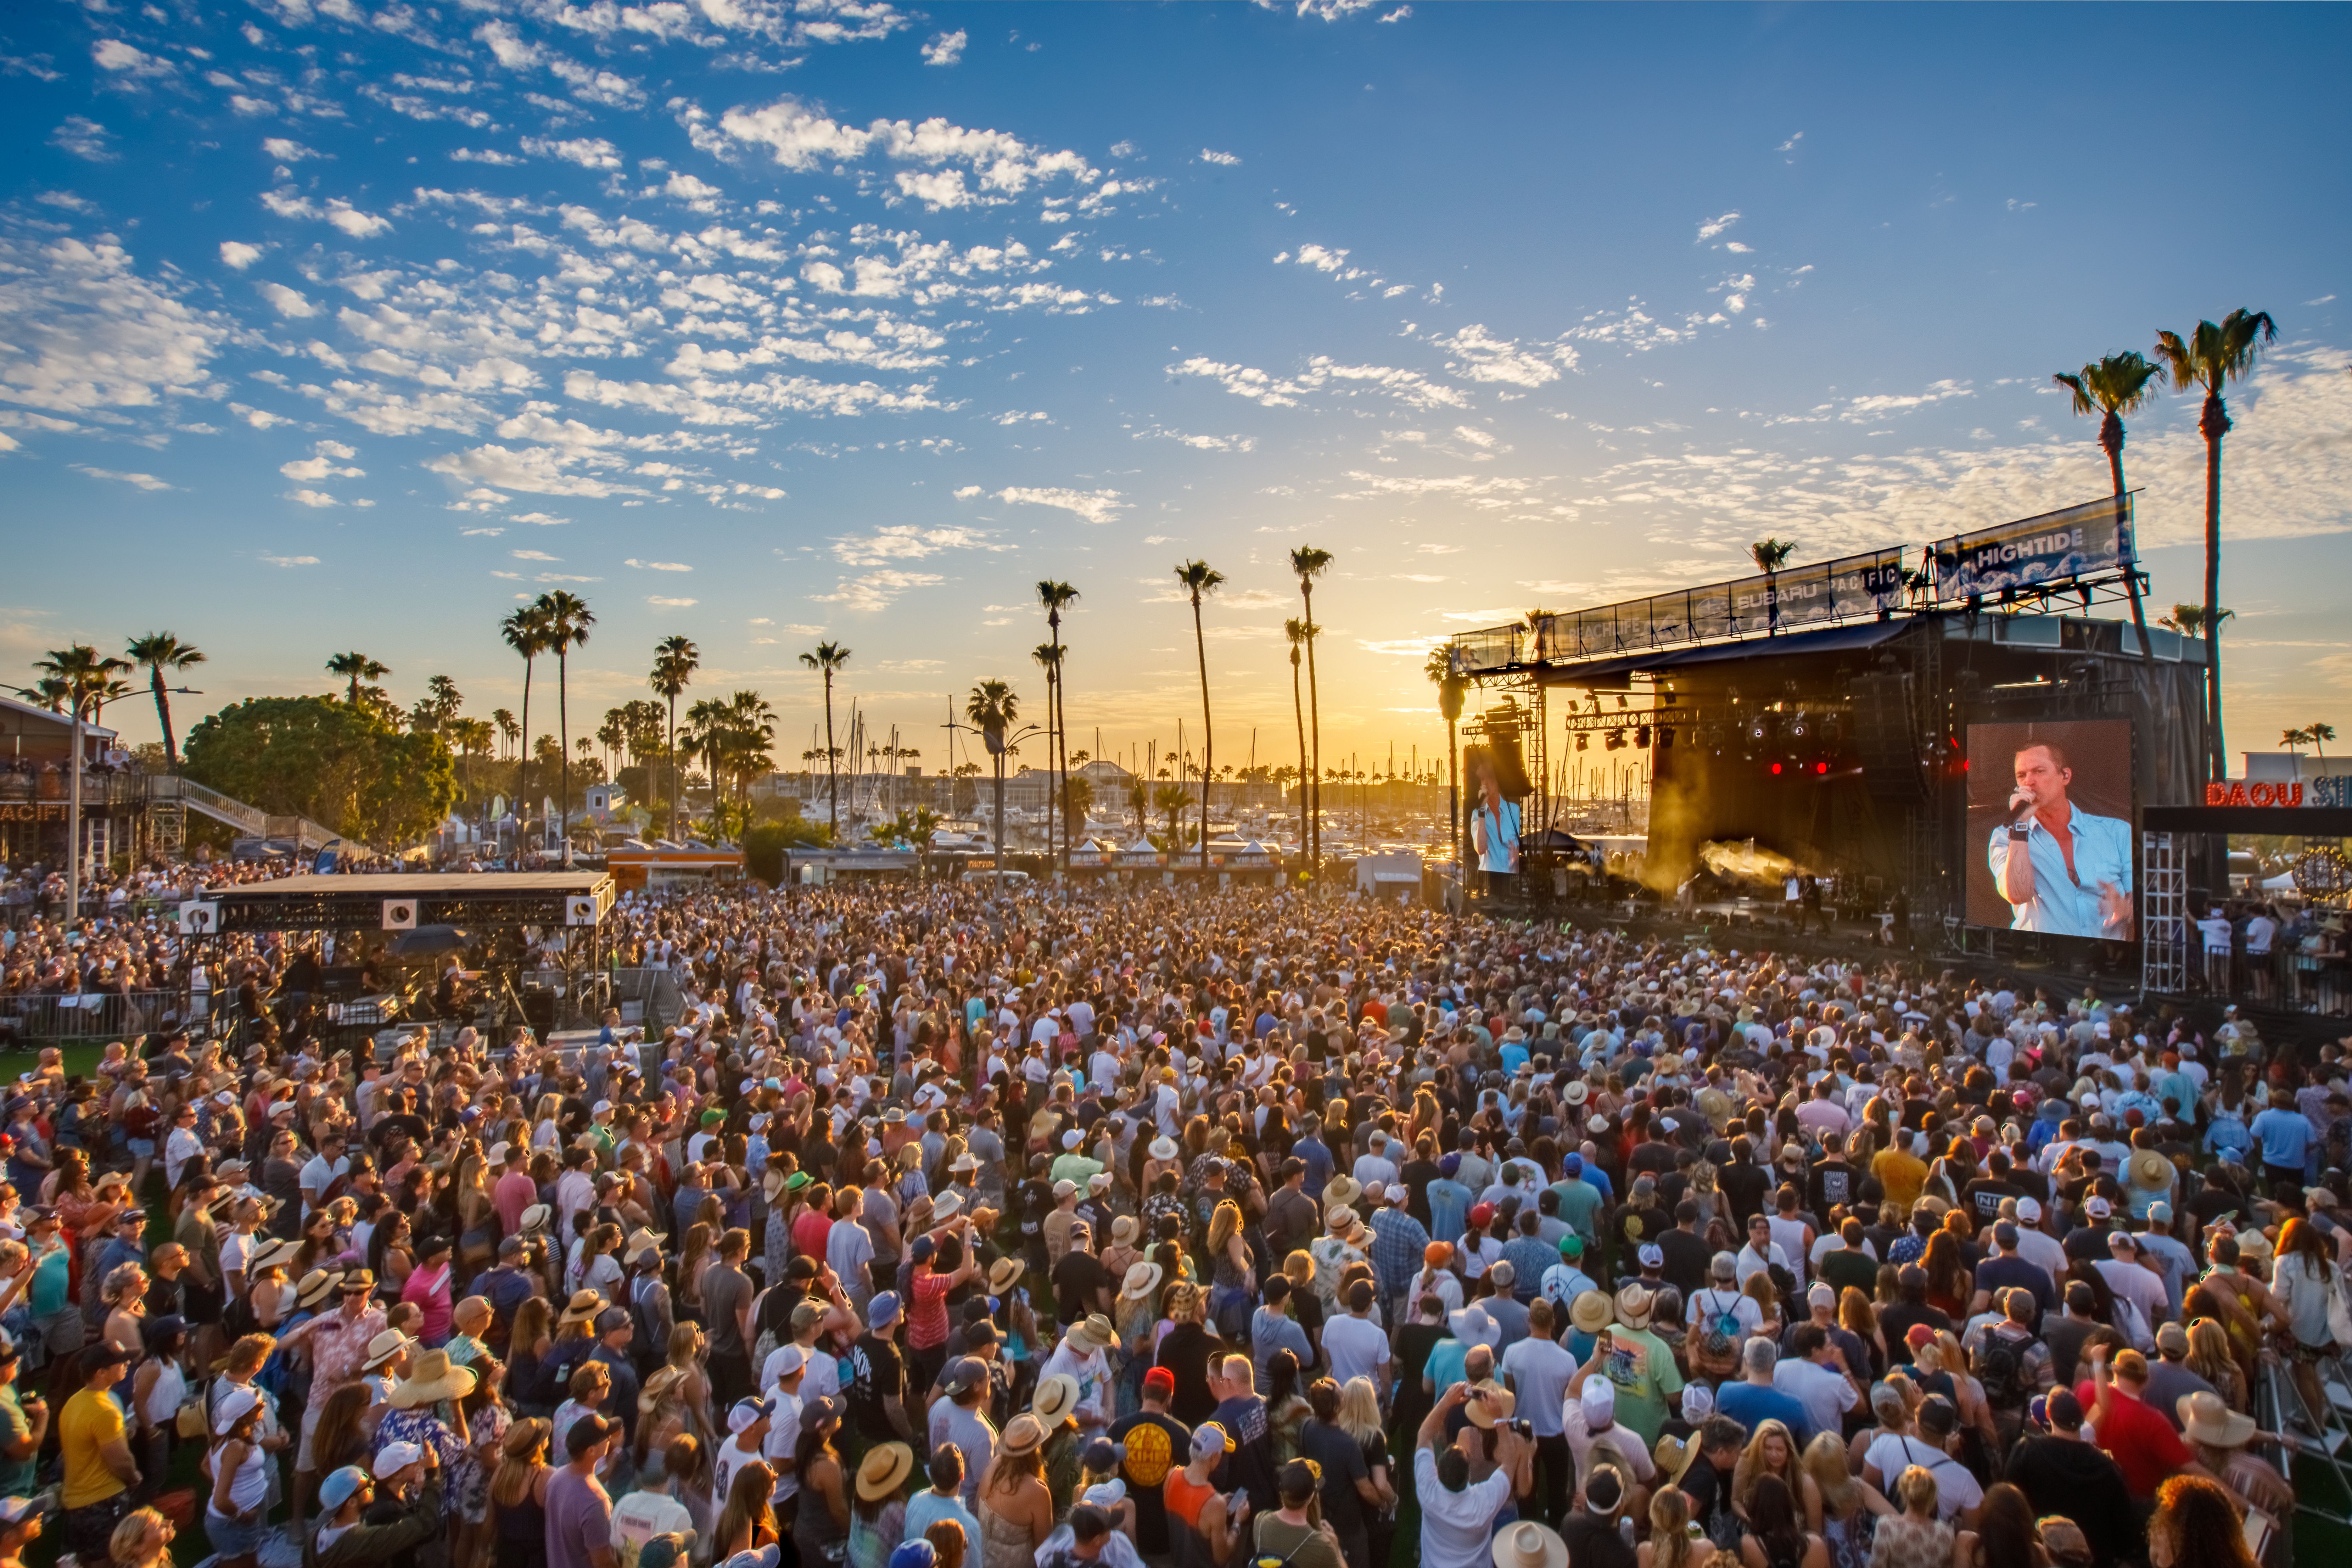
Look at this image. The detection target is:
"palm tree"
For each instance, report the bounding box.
[2155,309,2278,777]
[1063,773,1095,839]
[1153,783,1195,846]
[1175,560,1226,870]
[648,634,699,843]
[492,707,519,759]
[2053,351,2167,665]
[33,644,131,915]
[325,651,388,708]
[422,675,464,729]
[964,679,1019,855]
[800,641,852,838]
[683,696,728,828]
[597,709,627,772]
[1748,539,1797,634]
[722,689,777,814]
[534,591,595,861]
[1031,641,1062,867]
[1284,617,1315,862]
[1037,580,1080,869]
[1289,546,1333,868]
[2159,603,2234,637]
[2309,722,2337,766]
[124,633,205,767]
[2284,728,2312,756]
[500,604,551,851]
[1426,643,1467,869]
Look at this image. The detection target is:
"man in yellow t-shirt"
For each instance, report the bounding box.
[1871,1133,1928,1214]
[60,1343,141,1562]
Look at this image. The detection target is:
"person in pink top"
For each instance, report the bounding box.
[403,1234,457,1347]
[493,1144,539,1236]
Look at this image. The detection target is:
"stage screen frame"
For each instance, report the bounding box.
[1964,718,2137,943]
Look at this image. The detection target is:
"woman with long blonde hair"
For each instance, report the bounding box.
[1839,1287,1886,1381]
[666,1322,717,1447]
[1731,1419,1812,1524]
[1204,1200,1252,1332]
[1800,1429,1890,1547]
[2185,1318,2249,1412]
[1638,1486,1700,1568]
[677,1222,715,1318]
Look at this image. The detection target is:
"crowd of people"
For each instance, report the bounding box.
[0,878,2337,1568]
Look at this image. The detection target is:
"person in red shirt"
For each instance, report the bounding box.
[904,1215,982,1396]
[2076,1344,2218,1501]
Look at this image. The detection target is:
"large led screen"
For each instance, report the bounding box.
[1966,719,2135,941]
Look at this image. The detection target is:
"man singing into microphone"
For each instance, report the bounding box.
[1987,738,2133,938]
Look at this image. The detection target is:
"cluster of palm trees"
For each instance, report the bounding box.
[488,592,595,858]
[2055,307,2277,780]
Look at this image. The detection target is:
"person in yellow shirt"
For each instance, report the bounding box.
[1871,1132,1928,1214]
[59,1343,141,1562]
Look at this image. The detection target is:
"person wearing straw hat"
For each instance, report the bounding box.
[2175,1390,2294,1522]
[850,1441,916,1568]
[1489,1518,1568,1568]
[1038,1314,1117,1434]
[976,1412,1054,1568]
[1411,1383,1525,1568]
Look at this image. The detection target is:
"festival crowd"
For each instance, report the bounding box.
[0,880,2336,1568]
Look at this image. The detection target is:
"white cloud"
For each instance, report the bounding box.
[1338,471,1533,508]
[258,281,315,318]
[261,137,317,162]
[92,39,173,77]
[830,523,1004,565]
[220,241,265,270]
[511,549,560,561]
[282,490,340,508]
[811,569,943,610]
[647,595,698,606]
[1696,211,1740,242]
[1434,323,1568,386]
[425,443,651,498]
[74,465,172,490]
[713,97,1097,205]
[325,200,393,238]
[1289,243,1348,273]
[1168,354,1467,410]
[921,29,966,65]
[523,136,623,169]
[952,485,982,498]
[261,554,321,566]
[1840,379,1972,422]
[1136,427,1257,452]
[1199,148,1240,166]
[995,486,1127,524]
[50,117,116,162]
[280,440,362,483]
[625,559,693,571]
[0,235,225,416]
[1378,5,1411,18]
[451,148,523,166]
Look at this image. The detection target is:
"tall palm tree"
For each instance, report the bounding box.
[1747,539,1796,634]
[2053,351,2167,665]
[124,633,205,767]
[964,679,1018,856]
[2309,722,2337,766]
[1031,642,1062,864]
[34,644,131,914]
[325,651,388,707]
[1037,580,1080,869]
[1175,559,1226,870]
[2284,727,2312,756]
[683,696,728,827]
[1289,546,1333,868]
[1285,617,1314,862]
[648,634,699,843]
[492,707,518,757]
[1426,643,1467,869]
[723,689,778,817]
[2155,309,2278,777]
[500,604,551,851]
[799,641,852,838]
[534,591,595,861]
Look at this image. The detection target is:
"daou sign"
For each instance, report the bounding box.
[2206,777,2352,808]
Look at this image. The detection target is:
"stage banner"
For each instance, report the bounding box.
[1931,494,2135,600]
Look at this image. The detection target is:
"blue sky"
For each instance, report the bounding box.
[5,0,2349,785]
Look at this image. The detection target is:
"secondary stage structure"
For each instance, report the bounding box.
[1446,495,2214,952]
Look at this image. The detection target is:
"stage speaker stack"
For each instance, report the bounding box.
[1851,671,1926,800]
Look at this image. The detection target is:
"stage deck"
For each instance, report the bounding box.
[205,870,615,934]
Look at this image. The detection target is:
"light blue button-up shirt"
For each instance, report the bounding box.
[1986,801,2133,937]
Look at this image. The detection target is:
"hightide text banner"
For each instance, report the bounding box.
[1930,494,2135,600]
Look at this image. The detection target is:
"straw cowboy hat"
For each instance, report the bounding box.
[295,1269,345,1310]
[987,1258,1025,1294]
[1031,1373,1081,1426]
[361,1329,413,1373]
[762,1170,789,1203]
[1120,1261,1164,1302]
[1148,1136,1180,1161]
[931,1192,964,1224]
[2179,1390,2257,1448]
[1110,1215,1139,1246]
[1069,1314,1118,1351]
[519,1204,552,1233]
[559,1290,607,1327]
[1613,1283,1655,1331]
[390,1348,477,1409]
[855,1441,915,1501]
[1651,1433,1701,1486]
[2129,1150,2173,1192]
[1326,1206,1364,1240]
[246,1239,299,1274]
[1323,1176,1363,1211]
[623,1228,662,1266]
[1562,1080,1590,1106]
[639,1366,689,1413]
[999,1413,1045,1455]
[1464,1383,1518,1429]
[1490,1521,1569,1568]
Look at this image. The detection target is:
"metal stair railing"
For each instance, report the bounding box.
[147,776,364,854]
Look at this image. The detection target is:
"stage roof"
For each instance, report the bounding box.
[204,870,614,935]
[1533,618,1910,687]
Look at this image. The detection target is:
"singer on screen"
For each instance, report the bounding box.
[1986,739,2133,938]
[1469,752,1521,891]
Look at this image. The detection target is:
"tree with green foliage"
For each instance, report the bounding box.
[183,695,456,847]
[124,632,205,766]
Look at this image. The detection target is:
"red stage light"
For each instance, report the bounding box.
[1815,761,1829,774]
[1770,762,1782,775]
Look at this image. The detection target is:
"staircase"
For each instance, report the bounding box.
[145,776,363,855]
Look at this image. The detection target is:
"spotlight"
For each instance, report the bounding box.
[1814,761,1830,775]
[1615,695,1628,709]
[1770,762,1783,775]
[1746,716,1774,745]
[1658,727,1675,749]
[1634,725,1652,747]
[1786,712,1811,742]
[1575,733,1589,752]
[1605,730,1626,751]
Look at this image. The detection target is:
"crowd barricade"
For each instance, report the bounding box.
[0,989,187,1045]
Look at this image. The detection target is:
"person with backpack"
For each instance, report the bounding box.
[1964,1289,2053,1448]
[1686,1252,1763,1385]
